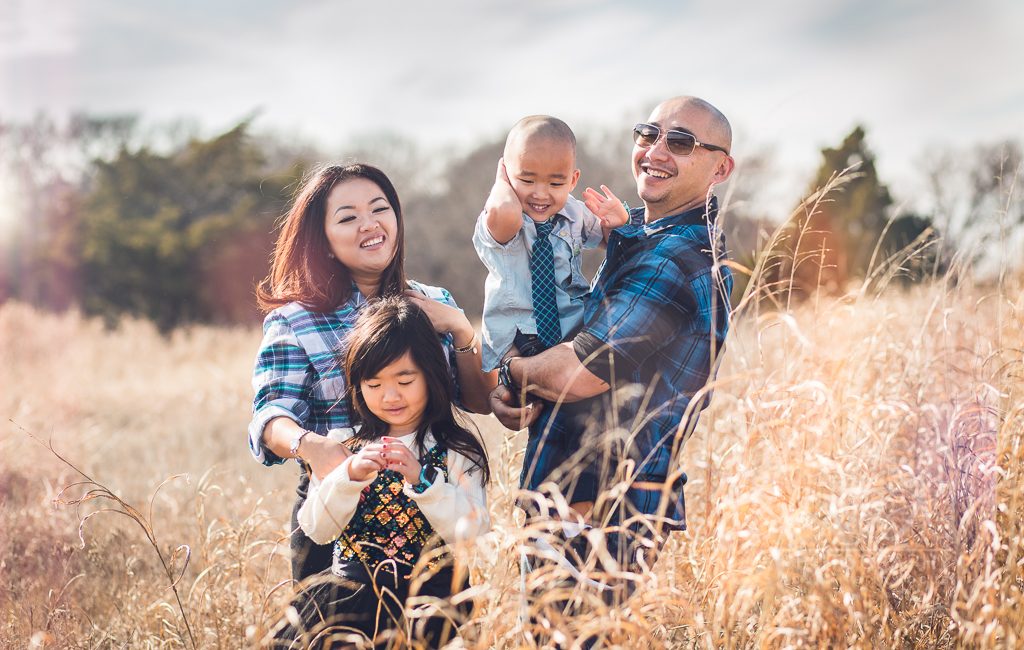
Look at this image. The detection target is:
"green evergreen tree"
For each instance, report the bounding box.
[79,121,291,329]
[810,125,893,277]
[770,126,937,296]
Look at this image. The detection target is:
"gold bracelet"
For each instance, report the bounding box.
[453,332,478,354]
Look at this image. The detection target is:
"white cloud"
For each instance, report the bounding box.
[0,0,78,59]
[1,0,1021,216]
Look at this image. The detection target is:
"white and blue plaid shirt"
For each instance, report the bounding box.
[248,281,462,466]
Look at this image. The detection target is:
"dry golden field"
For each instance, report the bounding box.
[1,271,1022,648]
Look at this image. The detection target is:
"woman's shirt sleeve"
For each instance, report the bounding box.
[404,451,490,545]
[248,311,312,466]
[297,457,377,545]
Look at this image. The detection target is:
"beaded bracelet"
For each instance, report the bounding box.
[453,333,478,355]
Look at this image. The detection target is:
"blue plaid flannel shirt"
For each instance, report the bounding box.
[564,196,732,531]
[248,281,463,466]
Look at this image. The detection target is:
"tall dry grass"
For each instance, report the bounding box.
[2,266,1022,647]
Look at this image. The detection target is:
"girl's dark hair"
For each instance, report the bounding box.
[256,163,408,313]
[344,296,490,483]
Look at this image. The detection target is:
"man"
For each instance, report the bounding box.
[491,96,736,569]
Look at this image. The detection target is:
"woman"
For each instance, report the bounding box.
[248,163,494,581]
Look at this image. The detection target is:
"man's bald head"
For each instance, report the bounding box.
[503,115,577,162]
[633,96,736,221]
[655,96,732,154]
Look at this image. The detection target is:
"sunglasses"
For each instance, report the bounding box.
[633,123,730,156]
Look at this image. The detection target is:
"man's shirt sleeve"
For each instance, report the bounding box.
[573,251,699,383]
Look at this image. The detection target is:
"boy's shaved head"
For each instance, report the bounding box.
[504,115,577,161]
[501,115,581,223]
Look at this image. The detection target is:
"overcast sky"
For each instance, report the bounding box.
[2,0,1022,216]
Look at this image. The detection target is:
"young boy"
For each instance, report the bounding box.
[472,115,628,515]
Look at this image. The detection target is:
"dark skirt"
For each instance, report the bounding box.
[290,470,336,581]
[271,559,469,649]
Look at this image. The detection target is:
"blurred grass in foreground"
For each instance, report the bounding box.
[1,267,1022,647]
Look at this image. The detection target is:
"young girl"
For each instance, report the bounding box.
[274,296,491,649]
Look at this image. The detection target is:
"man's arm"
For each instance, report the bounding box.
[511,342,608,402]
[489,342,608,430]
[490,246,698,430]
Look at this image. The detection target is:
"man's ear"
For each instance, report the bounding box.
[713,155,736,184]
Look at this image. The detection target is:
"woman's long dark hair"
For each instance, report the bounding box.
[344,296,490,483]
[256,163,407,313]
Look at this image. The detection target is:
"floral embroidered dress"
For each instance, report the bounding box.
[334,444,449,571]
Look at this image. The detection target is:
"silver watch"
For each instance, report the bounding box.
[290,429,312,458]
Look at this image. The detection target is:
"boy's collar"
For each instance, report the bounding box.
[523,211,573,227]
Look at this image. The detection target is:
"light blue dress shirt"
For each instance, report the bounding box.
[472,195,605,371]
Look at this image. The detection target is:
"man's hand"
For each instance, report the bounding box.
[583,185,630,231]
[489,384,541,431]
[484,158,524,244]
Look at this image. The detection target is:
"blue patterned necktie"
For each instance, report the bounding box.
[530,219,562,348]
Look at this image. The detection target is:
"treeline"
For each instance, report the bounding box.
[1,114,1020,329]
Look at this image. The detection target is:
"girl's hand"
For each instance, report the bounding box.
[583,185,630,229]
[379,437,423,485]
[403,290,475,349]
[347,448,385,482]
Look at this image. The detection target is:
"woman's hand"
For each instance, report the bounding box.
[404,290,475,348]
[301,434,354,481]
[489,384,541,431]
[378,437,423,485]
[347,447,385,482]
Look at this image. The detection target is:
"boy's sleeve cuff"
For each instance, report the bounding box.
[474,212,524,251]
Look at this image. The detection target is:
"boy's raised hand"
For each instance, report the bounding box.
[484,158,524,244]
[487,158,520,209]
[583,185,630,230]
